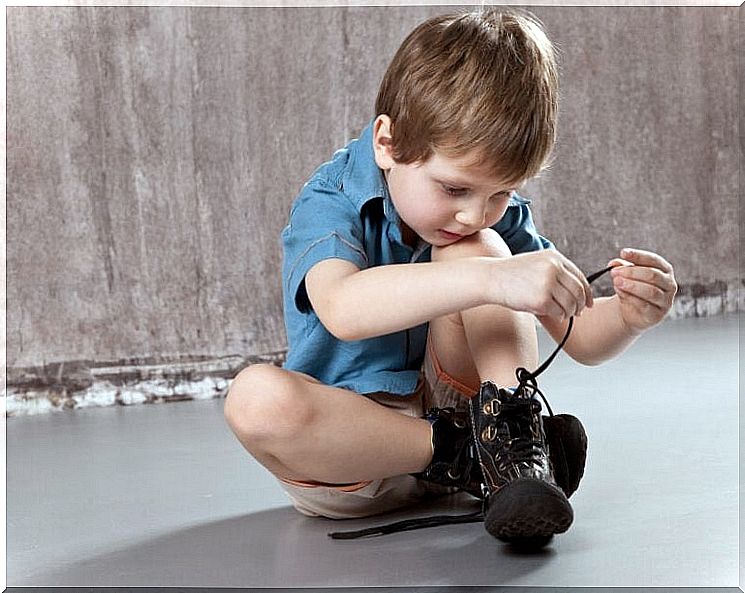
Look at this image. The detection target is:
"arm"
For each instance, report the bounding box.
[306,258,488,341]
[537,296,640,366]
[538,247,678,366]
[305,248,594,341]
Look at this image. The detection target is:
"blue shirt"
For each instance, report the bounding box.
[280,120,554,396]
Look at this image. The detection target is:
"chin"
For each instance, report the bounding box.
[430,237,460,248]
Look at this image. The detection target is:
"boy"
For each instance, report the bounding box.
[224,8,677,544]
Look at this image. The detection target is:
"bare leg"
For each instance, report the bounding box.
[224,364,433,484]
[429,229,539,390]
[226,230,535,486]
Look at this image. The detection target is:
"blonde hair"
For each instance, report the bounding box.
[375,8,559,185]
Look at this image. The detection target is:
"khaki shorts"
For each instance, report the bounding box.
[277,338,479,519]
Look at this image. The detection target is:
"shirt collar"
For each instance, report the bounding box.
[341,120,389,213]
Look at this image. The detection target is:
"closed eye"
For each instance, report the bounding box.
[440,183,514,200]
[442,185,468,196]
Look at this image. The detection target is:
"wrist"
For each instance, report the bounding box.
[470,256,506,307]
[613,295,644,338]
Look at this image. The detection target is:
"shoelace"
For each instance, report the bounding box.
[443,429,479,490]
[328,265,614,539]
[489,397,544,469]
[428,410,480,492]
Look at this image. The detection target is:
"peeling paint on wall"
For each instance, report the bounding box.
[672,281,743,318]
[6,376,227,417]
[5,351,285,417]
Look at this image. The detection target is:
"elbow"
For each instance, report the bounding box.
[575,356,604,367]
[557,333,605,366]
[307,279,370,341]
[325,320,363,342]
[315,305,364,342]
[304,263,369,342]
[565,347,604,367]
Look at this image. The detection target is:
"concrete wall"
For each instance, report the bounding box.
[6,6,741,415]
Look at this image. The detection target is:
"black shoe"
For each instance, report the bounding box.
[411,406,483,498]
[469,381,574,542]
[543,413,587,499]
[412,405,588,502]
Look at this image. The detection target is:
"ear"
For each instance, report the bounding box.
[372,114,397,170]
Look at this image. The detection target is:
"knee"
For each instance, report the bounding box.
[224,364,313,444]
[431,228,512,262]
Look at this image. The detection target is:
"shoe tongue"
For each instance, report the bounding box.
[501,386,531,400]
[498,388,541,438]
[502,414,533,439]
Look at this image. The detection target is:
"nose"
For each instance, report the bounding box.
[454,203,486,229]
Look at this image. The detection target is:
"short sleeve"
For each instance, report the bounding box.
[281,182,369,313]
[492,195,554,255]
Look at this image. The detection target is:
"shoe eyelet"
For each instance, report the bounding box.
[481,425,497,442]
[483,399,500,416]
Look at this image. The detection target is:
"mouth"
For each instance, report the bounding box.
[439,229,465,241]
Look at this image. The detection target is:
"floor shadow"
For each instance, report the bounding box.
[23,496,566,587]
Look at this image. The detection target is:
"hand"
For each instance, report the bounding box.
[488,250,594,319]
[608,248,677,333]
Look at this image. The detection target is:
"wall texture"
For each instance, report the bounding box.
[6,6,741,415]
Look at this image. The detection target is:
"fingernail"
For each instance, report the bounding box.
[622,248,633,256]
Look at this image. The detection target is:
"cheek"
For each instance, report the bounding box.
[405,191,450,224]
[486,202,510,226]
[408,201,441,226]
[424,195,456,223]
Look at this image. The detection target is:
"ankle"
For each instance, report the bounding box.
[410,407,482,496]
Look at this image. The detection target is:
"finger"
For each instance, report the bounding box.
[620,248,674,273]
[611,266,678,297]
[612,276,667,308]
[615,285,665,322]
[606,257,633,269]
[612,265,665,285]
[548,299,567,321]
[548,294,571,320]
[556,269,588,315]
[554,275,590,317]
[536,294,564,319]
[560,259,594,308]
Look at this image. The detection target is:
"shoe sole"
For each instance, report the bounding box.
[483,477,574,541]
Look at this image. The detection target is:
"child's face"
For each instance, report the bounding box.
[373,116,520,247]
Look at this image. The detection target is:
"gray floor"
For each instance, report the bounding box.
[7,314,742,587]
